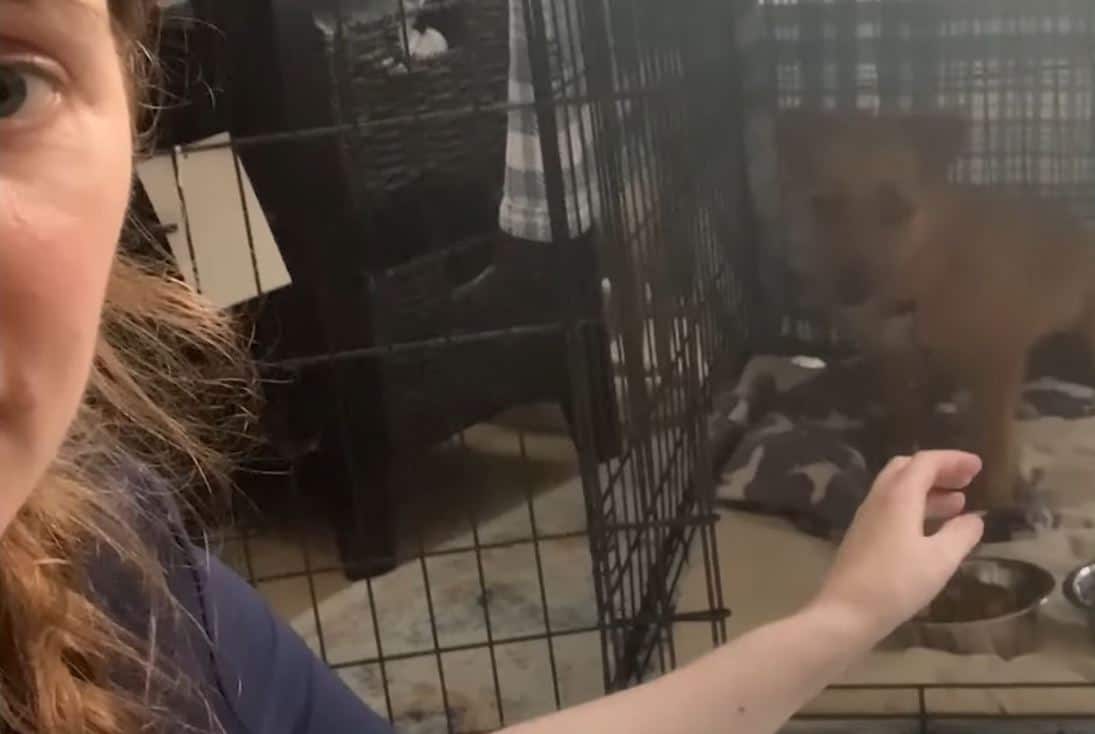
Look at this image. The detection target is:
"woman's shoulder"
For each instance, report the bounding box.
[81,466,237,732]
[90,466,395,734]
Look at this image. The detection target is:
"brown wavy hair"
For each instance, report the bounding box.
[0,2,253,732]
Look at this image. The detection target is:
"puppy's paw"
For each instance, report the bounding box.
[976,483,1053,543]
[978,506,1034,544]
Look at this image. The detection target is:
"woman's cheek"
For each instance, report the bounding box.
[0,115,132,442]
[0,198,109,446]
[0,1,135,532]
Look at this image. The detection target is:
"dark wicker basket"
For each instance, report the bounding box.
[323,0,540,448]
[328,0,510,198]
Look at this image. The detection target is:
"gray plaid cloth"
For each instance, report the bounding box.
[499,0,597,242]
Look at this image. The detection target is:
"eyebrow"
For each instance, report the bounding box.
[0,0,108,47]
[0,0,105,22]
[0,0,111,92]
[1,0,97,7]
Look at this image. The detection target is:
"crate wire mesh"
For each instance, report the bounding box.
[744,0,1095,354]
[145,0,736,731]
[740,0,1095,728]
[144,0,1095,730]
[520,0,749,688]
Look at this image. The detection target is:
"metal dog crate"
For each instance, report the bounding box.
[145,0,1095,731]
[745,0,1095,356]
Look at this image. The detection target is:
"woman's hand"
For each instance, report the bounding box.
[811,450,986,645]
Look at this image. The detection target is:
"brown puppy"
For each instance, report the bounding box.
[776,109,1095,509]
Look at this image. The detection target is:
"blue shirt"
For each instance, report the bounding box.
[89,481,394,734]
[186,544,396,734]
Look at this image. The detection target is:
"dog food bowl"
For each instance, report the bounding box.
[892,557,1055,659]
[1063,561,1095,641]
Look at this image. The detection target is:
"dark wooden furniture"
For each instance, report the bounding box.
[159,1,618,580]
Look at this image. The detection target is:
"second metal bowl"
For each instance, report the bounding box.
[1063,561,1095,641]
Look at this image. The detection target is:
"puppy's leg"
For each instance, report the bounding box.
[850,302,934,458]
[964,354,1024,511]
[876,347,935,457]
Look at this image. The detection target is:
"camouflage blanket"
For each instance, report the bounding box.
[715,356,1095,540]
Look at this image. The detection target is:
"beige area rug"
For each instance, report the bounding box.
[284,414,710,733]
[288,465,606,733]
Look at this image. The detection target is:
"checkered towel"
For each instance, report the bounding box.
[499,0,597,242]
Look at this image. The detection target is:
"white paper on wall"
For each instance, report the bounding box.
[135,132,292,309]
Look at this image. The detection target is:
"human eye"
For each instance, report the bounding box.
[0,57,63,129]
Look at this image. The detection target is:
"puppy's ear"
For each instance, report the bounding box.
[896,112,968,178]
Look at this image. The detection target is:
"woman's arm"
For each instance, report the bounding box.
[501,602,871,734]
[502,451,985,734]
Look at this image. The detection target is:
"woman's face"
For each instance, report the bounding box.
[0,0,132,530]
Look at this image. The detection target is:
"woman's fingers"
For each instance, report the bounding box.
[930,512,986,572]
[924,490,966,519]
[889,451,982,511]
[903,450,982,490]
[875,455,912,488]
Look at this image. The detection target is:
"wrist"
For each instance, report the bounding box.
[799,597,887,655]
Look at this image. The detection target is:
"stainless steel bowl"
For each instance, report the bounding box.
[1063,561,1095,640]
[892,557,1055,659]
